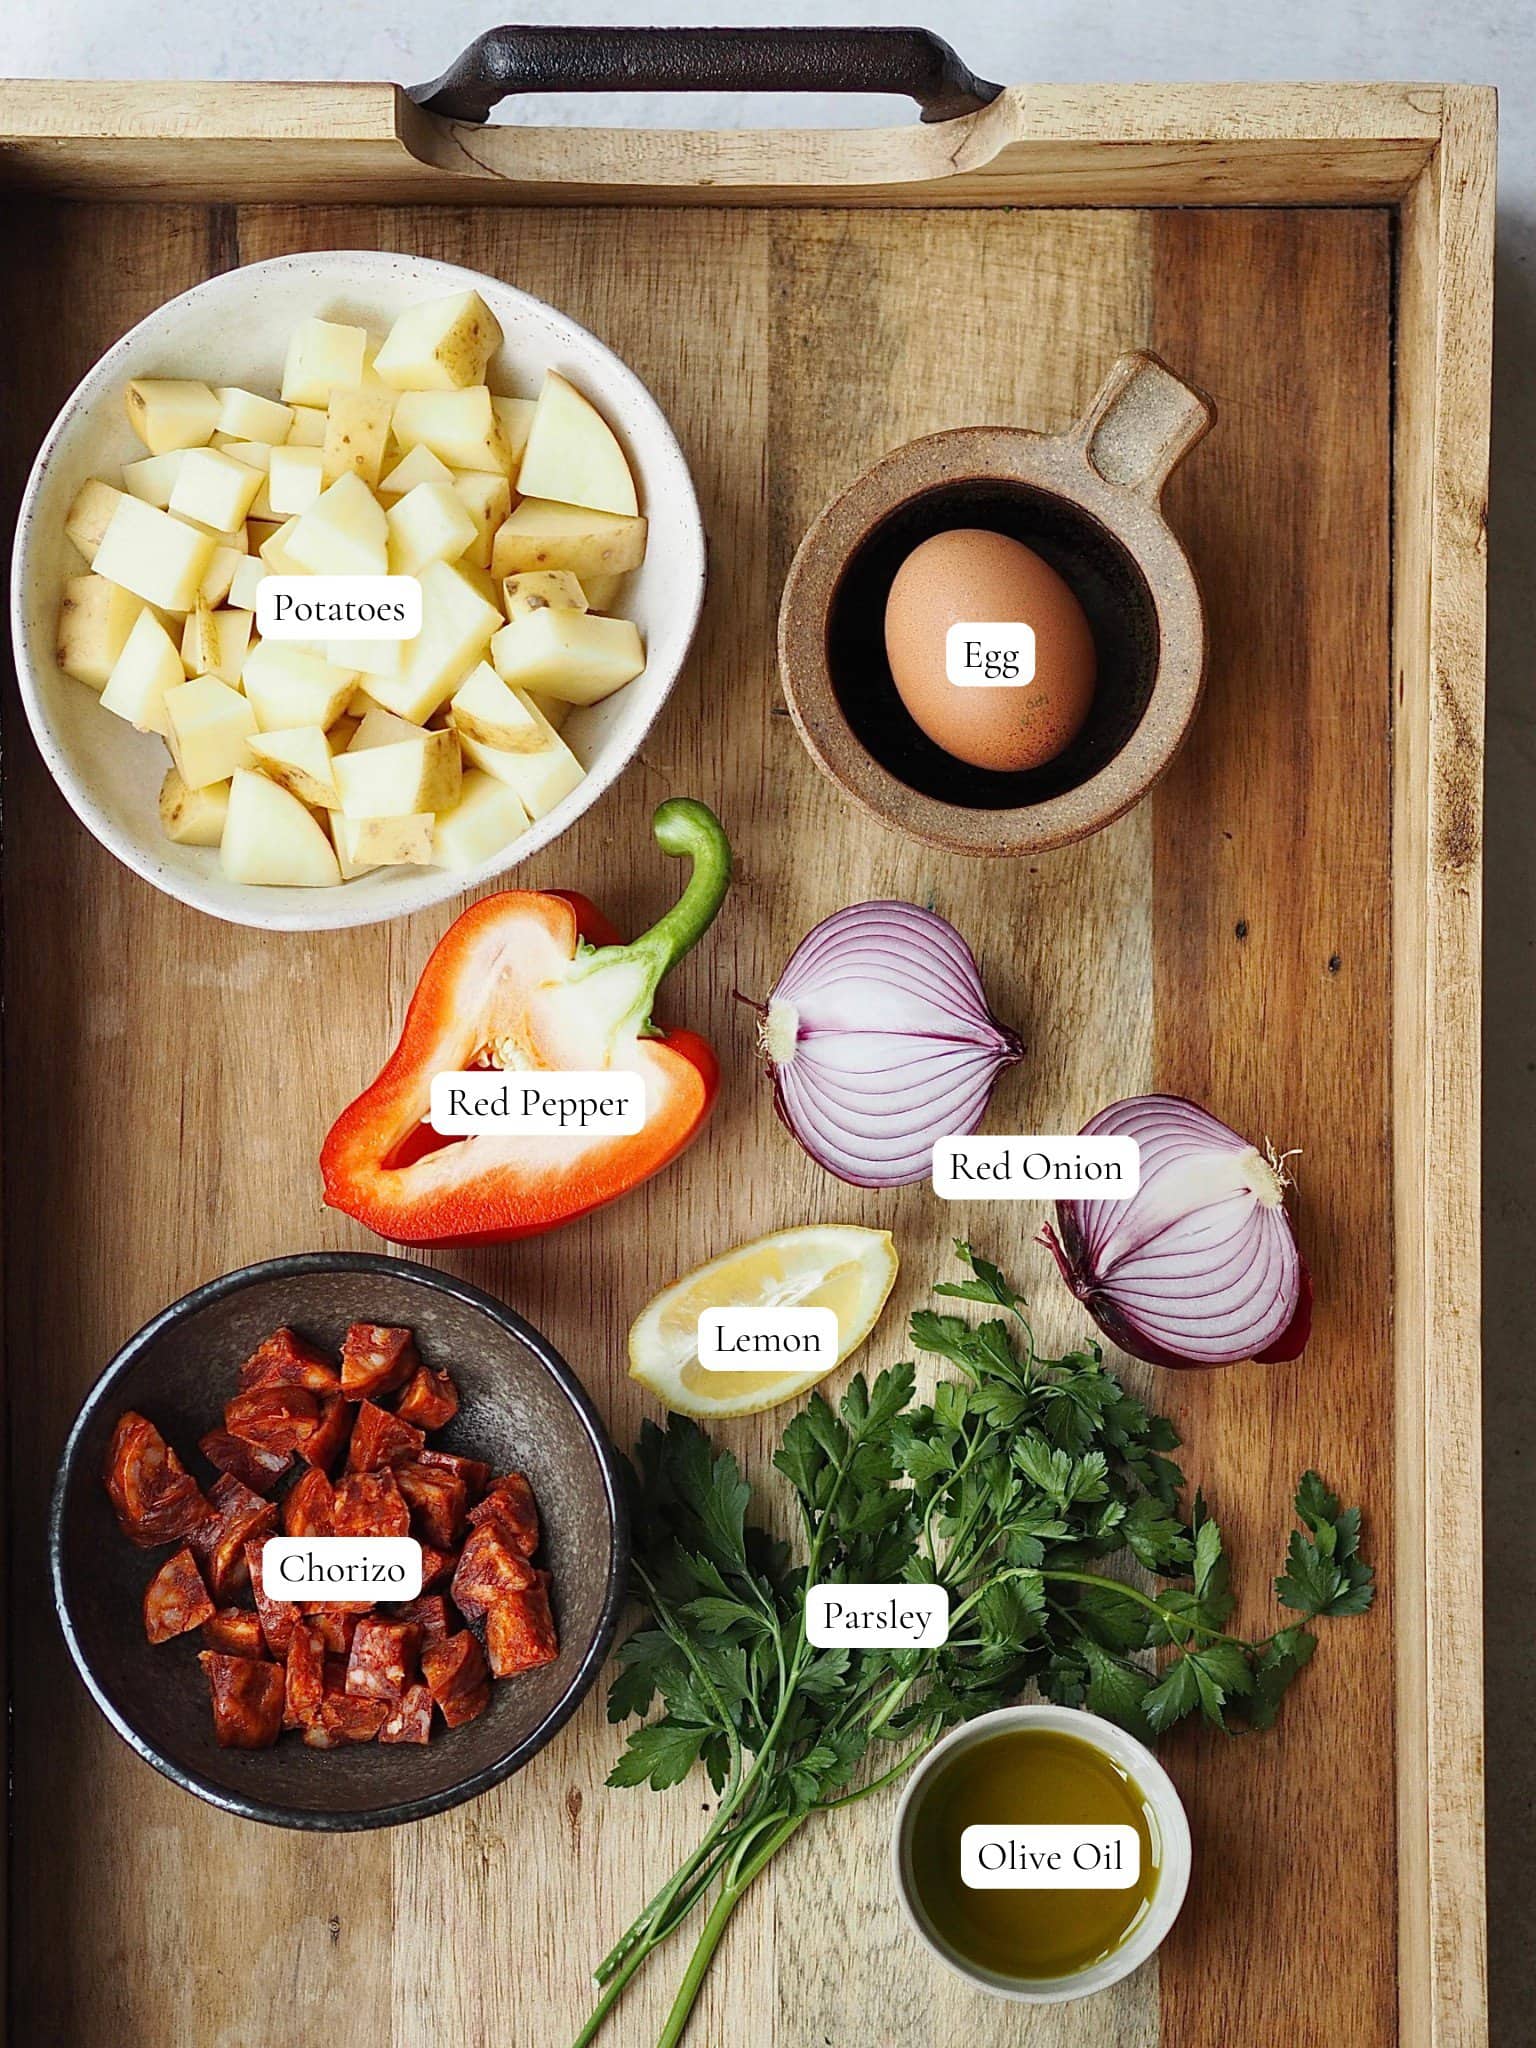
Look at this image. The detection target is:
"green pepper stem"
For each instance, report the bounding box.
[573,799,731,1030]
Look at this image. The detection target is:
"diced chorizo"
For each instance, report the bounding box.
[418,1543,458,1593]
[103,1412,207,1547]
[223,1385,321,1455]
[201,1608,266,1659]
[142,1546,215,1644]
[345,1400,425,1473]
[395,1366,459,1434]
[200,1651,284,1749]
[484,1584,560,1678]
[302,1693,389,1747]
[190,1473,277,1602]
[467,1472,540,1559]
[297,1395,350,1472]
[378,1683,434,1745]
[284,1623,327,1729]
[305,1607,363,1655]
[452,1522,536,1622]
[419,1448,491,1501]
[339,1323,418,1402]
[331,1468,409,1540]
[282,1466,334,1538]
[244,1538,296,1658]
[345,1618,421,1703]
[395,1462,467,1549]
[387,1593,450,1644]
[237,1327,341,1396]
[420,1631,491,1729]
[199,1427,291,1496]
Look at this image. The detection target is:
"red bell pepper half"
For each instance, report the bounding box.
[320,799,731,1248]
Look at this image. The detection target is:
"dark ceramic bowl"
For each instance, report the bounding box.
[50,1252,628,1831]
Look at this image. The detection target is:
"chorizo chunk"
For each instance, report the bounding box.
[345,1618,421,1704]
[191,1473,277,1602]
[420,1632,490,1729]
[395,1366,459,1433]
[200,1651,284,1749]
[484,1583,560,1679]
[419,1448,490,1501]
[245,1538,295,1658]
[467,1472,540,1560]
[331,1468,409,1540]
[298,1395,351,1473]
[143,1547,215,1644]
[223,1385,321,1456]
[345,1400,424,1473]
[199,1427,291,1496]
[282,1467,334,1538]
[104,1412,207,1548]
[451,1522,536,1622]
[237,1328,341,1396]
[378,1683,434,1745]
[285,1623,327,1729]
[395,1462,467,1550]
[201,1608,266,1658]
[339,1324,417,1402]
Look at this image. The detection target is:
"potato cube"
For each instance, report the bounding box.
[93,496,216,613]
[217,438,275,474]
[373,291,504,392]
[346,685,392,719]
[515,370,638,517]
[457,727,584,820]
[501,570,589,620]
[490,499,647,582]
[525,689,571,733]
[347,707,431,751]
[581,573,625,613]
[334,726,461,818]
[267,444,327,517]
[493,397,536,480]
[159,766,230,847]
[247,724,340,808]
[221,769,342,886]
[489,609,644,705]
[214,387,293,445]
[169,447,265,534]
[125,378,219,455]
[165,675,258,789]
[122,450,187,509]
[227,556,268,611]
[452,472,513,571]
[56,574,145,689]
[281,318,368,408]
[386,481,478,577]
[391,387,511,475]
[64,479,126,565]
[379,445,453,497]
[323,386,395,488]
[100,609,185,733]
[286,404,328,447]
[257,517,306,576]
[180,602,253,684]
[348,813,435,865]
[432,770,530,871]
[328,808,376,880]
[199,544,247,609]
[364,559,502,724]
[329,636,404,679]
[241,641,358,732]
[285,473,388,578]
[328,712,361,752]
[449,662,551,752]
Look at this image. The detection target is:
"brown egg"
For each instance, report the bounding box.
[883,528,1097,772]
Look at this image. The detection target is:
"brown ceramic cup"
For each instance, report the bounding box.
[778,351,1214,855]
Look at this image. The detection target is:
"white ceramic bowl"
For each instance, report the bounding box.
[891,1703,1192,2002]
[11,251,706,931]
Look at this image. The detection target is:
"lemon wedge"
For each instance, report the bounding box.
[628,1224,900,1418]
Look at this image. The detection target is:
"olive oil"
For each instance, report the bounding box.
[905,1727,1160,1981]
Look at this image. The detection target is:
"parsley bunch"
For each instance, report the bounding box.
[573,1245,1372,2048]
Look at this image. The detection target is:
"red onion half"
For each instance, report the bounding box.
[1040,1094,1312,1369]
[759,901,1022,1188]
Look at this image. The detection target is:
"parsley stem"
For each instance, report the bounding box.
[654,1814,807,2048]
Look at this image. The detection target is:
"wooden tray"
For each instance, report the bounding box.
[0,71,1493,2048]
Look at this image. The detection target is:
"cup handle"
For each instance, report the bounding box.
[1074,351,1215,498]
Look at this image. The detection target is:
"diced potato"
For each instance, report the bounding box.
[217,438,275,474]
[159,766,230,847]
[125,378,219,455]
[346,685,392,719]
[267,444,326,516]
[281,318,368,408]
[258,517,306,576]
[328,712,361,752]
[227,554,267,611]
[323,386,395,488]
[490,608,644,705]
[329,637,405,679]
[328,808,377,880]
[247,724,340,808]
[525,689,571,733]
[391,387,512,475]
[347,707,431,751]
[493,397,536,480]
[501,569,589,620]
[285,473,388,578]
[349,813,435,865]
[122,450,187,509]
[386,481,478,577]
[452,472,512,571]
[449,661,551,753]
[56,574,145,689]
[379,445,453,497]
[169,447,265,534]
[286,405,328,448]
[431,769,529,871]
[364,559,502,724]
[214,387,293,445]
[458,727,584,820]
[165,675,258,789]
[516,370,638,517]
[581,573,625,613]
[491,498,647,582]
[100,609,186,733]
[180,602,253,684]
[199,544,247,608]
[373,291,504,392]
[334,726,461,818]
[221,769,342,886]
[65,479,127,565]
[241,641,358,732]
[93,496,216,613]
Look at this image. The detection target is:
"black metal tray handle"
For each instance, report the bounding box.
[410,25,1003,126]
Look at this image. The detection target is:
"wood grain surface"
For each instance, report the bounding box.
[0,194,1410,2048]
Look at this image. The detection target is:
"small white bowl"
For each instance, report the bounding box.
[892,1703,1192,2002]
[10,251,706,932]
